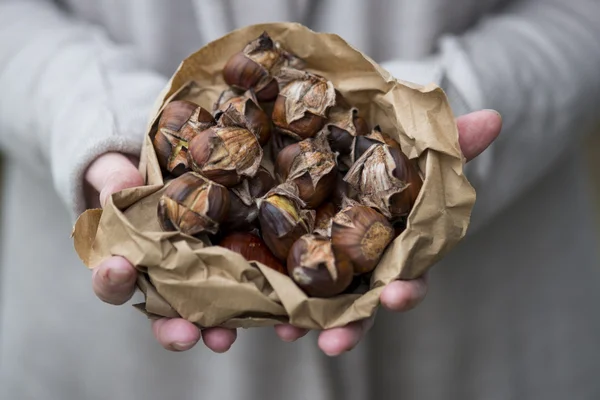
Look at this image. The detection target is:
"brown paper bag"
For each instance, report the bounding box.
[71,22,476,330]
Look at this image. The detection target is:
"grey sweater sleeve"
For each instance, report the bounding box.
[384,0,600,233]
[0,0,168,222]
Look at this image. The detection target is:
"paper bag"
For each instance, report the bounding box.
[72,22,476,330]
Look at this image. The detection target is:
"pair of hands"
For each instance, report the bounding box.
[84,109,502,355]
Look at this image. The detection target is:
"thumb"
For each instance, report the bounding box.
[456,110,502,162]
[85,152,144,208]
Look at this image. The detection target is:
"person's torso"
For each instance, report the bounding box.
[57,0,510,77]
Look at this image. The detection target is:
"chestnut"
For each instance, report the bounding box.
[187,126,263,187]
[218,232,286,274]
[274,134,337,208]
[344,129,423,220]
[325,92,370,156]
[157,172,230,236]
[221,167,276,232]
[271,68,336,140]
[351,127,402,164]
[153,100,215,176]
[214,89,272,146]
[257,183,315,261]
[287,234,354,297]
[222,32,303,102]
[331,171,356,209]
[270,129,299,159]
[331,203,394,275]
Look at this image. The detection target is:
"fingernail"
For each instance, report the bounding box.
[483,109,502,119]
[107,267,131,285]
[171,341,196,351]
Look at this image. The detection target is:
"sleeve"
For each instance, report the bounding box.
[380,0,600,234]
[0,0,169,221]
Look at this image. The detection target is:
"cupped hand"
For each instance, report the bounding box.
[85,152,236,353]
[84,109,501,355]
[274,109,503,355]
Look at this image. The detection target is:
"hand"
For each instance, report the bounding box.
[274,109,503,355]
[85,109,501,355]
[84,152,236,353]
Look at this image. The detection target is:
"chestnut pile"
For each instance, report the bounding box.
[152,32,423,298]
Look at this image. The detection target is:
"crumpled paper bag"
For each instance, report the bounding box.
[72,22,476,330]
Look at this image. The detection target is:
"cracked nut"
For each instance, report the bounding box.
[157,172,230,236]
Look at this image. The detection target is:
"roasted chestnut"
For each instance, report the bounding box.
[287,234,354,297]
[271,68,336,140]
[214,89,272,146]
[157,172,230,236]
[257,183,315,261]
[218,232,286,274]
[345,129,423,220]
[187,126,263,187]
[274,134,337,208]
[222,167,276,231]
[153,100,215,176]
[222,32,303,101]
[331,202,394,274]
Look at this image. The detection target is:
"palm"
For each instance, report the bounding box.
[87,109,502,355]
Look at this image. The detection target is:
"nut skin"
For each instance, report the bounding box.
[157,172,230,236]
[271,69,336,140]
[187,125,263,188]
[274,135,337,209]
[331,203,395,274]
[313,201,336,237]
[287,234,354,298]
[221,167,276,232]
[218,232,286,274]
[222,32,303,102]
[257,183,315,261]
[153,100,215,176]
[214,90,272,146]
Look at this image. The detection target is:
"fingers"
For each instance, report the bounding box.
[202,327,238,353]
[457,109,503,162]
[92,256,138,305]
[151,319,237,353]
[274,324,309,342]
[84,152,144,208]
[317,315,375,356]
[152,318,202,352]
[379,275,428,312]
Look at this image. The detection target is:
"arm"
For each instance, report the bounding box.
[0,0,169,221]
[382,0,600,233]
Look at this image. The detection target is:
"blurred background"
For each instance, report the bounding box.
[588,133,600,228]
